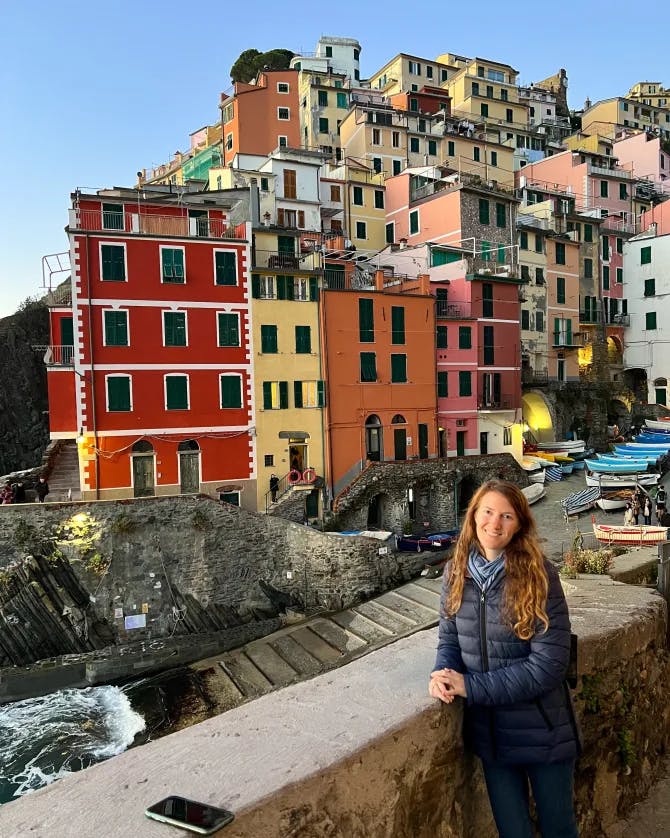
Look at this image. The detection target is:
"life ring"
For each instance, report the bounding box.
[288,469,301,485]
[302,468,316,484]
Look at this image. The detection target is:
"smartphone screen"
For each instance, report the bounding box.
[145,796,234,835]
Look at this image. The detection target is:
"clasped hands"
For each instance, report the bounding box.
[429,668,466,704]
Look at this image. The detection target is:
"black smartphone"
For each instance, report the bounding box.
[145,796,234,835]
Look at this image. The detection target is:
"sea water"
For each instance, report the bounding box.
[0,685,145,804]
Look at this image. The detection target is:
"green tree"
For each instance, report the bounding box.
[230,48,294,83]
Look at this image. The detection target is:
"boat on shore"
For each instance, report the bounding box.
[595,490,634,511]
[593,522,668,545]
[560,486,600,517]
[536,439,586,454]
[521,457,547,484]
[643,418,670,431]
[584,458,651,474]
[522,484,546,505]
[585,471,660,489]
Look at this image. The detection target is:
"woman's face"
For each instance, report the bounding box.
[474,490,520,560]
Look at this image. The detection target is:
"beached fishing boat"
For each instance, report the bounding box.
[643,418,670,431]
[521,457,546,483]
[585,471,660,488]
[553,454,575,474]
[560,486,600,516]
[584,458,649,474]
[595,490,634,512]
[614,445,662,459]
[545,465,563,482]
[593,522,668,545]
[536,439,586,454]
[635,433,670,444]
[522,484,546,505]
[599,453,659,466]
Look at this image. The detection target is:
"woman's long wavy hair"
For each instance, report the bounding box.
[446,480,549,640]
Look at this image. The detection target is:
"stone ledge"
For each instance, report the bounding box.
[0,578,667,837]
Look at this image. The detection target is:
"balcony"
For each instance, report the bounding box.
[552,331,585,348]
[477,394,517,411]
[521,367,549,386]
[609,313,630,327]
[579,311,602,325]
[69,209,246,240]
[40,345,74,366]
[46,286,72,307]
[587,162,633,179]
[253,249,321,272]
[435,300,471,318]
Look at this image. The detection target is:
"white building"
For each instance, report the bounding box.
[291,36,362,84]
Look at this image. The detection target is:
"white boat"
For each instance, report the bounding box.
[643,418,670,432]
[595,490,634,512]
[593,522,668,545]
[521,457,547,484]
[585,471,660,488]
[522,484,546,505]
[536,439,586,454]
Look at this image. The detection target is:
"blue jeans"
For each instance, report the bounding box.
[481,759,578,838]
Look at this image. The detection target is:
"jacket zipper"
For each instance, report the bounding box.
[478,586,497,758]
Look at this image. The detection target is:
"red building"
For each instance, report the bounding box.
[46,187,256,505]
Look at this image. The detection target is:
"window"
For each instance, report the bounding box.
[535,267,544,284]
[534,234,542,253]
[437,325,448,348]
[278,107,290,120]
[262,381,288,410]
[161,247,185,283]
[418,118,426,133]
[217,312,240,347]
[472,81,480,96]
[318,90,328,107]
[521,310,529,330]
[506,108,513,123]
[409,210,419,235]
[100,244,126,281]
[646,311,657,330]
[284,169,296,199]
[483,325,494,365]
[641,246,652,264]
[385,222,395,244]
[408,60,421,74]
[293,277,309,301]
[106,375,131,412]
[252,274,275,299]
[410,137,420,153]
[264,454,274,467]
[214,251,237,285]
[474,147,481,162]
[486,85,494,98]
[503,426,512,446]
[619,183,628,200]
[165,374,188,410]
[479,199,490,224]
[496,203,506,228]
[359,298,374,342]
[391,306,405,344]
[293,380,325,408]
[277,82,289,93]
[163,311,187,346]
[391,353,407,383]
[520,231,528,250]
[372,128,381,145]
[102,203,123,230]
[428,139,437,156]
[584,224,593,242]
[602,235,609,260]
[555,242,565,264]
[356,221,367,239]
[393,159,402,175]
[325,45,332,57]
[409,98,418,111]
[261,324,278,353]
[437,371,448,397]
[600,180,609,198]
[221,375,243,408]
[557,276,565,304]
[295,325,311,353]
[447,140,455,156]
[360,352,377,382]
[328,184,341,203]
[482,283,493,318]
[103,310,128,346]
[617,267,623,284]
[603,266,610,290]
[521,265,530,281]
[352,185,363,205]
[644,278,656,296]
[426,65,433,79]
[392,131,400,148]
[491,151,498,167]
[278,135,288,148]
[319,117,329,134]
[616,237,623,255]
[373,157,382,174]
[481,103,489,118]
[459,326,472,349]
[459,371,472,397]
[374,190,385,210]
[337,91,347,108]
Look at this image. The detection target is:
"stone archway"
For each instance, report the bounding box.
[521,391,555,443]
[367,493,389,529]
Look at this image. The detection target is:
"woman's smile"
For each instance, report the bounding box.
[474,490,520,559]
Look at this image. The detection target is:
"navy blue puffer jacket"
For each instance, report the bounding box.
[434,559,580,765]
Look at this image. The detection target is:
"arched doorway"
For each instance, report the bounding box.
[365,414,383,462]
[131,440,155,497]
[521,392,554,443]
[392,414,407,460]
[654,377,668,409]
[367,492,388,528]
[178,439,200,494]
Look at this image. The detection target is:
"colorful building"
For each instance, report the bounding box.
[46,187,255,506]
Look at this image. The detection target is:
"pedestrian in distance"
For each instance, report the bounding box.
[269,473,279,503]
[36,476,49,503]
[656,485,667,524]
[429,479,580,838]
[643,496,652,526]
[12,480,26,503]
[623,503,635,526]
[631,496,641,525]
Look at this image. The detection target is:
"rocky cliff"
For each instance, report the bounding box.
[0,298,50,474]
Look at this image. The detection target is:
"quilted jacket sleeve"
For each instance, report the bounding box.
[464,563,571,706]
[433,566,465,674]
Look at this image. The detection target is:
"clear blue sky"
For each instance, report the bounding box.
[1,0,666,317]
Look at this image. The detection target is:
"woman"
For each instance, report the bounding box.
[643,496,652,526]
[429,480,580,838]
[623,503,635,526]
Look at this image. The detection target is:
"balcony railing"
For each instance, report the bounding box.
[69,209,247,240]
[40,345,74,366]
[587,163,633,179]
[253,250,321,271]
[46,286,72,307]
[579,311,601,324]
[435,300,471,318]
[521,368,549,386]
[477,394,516,410]
[609,313,630,327]
[552,332,585,348]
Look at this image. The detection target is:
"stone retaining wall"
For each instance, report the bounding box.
[1,576,667,837]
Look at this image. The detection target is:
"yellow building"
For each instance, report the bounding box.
[581,97,670,140]
[250,228,325,516]
[297,69,351,158]
[563,132,614,156]
[626,81,670,109]
[368,53,456,96]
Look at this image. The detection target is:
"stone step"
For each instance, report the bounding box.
[375,591,438,624]
[352,600,418,634]
[268,635,323,678]
[288,625,342,664]
[306,617,368,655]
[219,652,273,698]
[329,609,395,644]
[393,581,441,612]
[244,643,299,687]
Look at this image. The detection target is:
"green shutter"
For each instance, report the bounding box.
[391,306,405,344]
[105,311,128,346]
[221,376,242,408]
[251,274,261,298]
[483,325,494,365]
[162,248,184,282]
[285,277,294,301]
[107,376,130,411]
[554,317,561,344]
[263,381,273,409]
[391,354,407,382]
[164,312,186,346]
[101,245,125,281]
[279,381,289,409]
[294,381,303,408]
[603,266,610,290]
[641,246,652,265]
[496,203,506,228]
[261,325,278,353]
[218,313,239,346]
[557,277,565,304]
[166,376,188,409]
[437,371,448,397]
[520,231,528,249]
[309,276,319,301]
[479,199,490,224]
[317,380,326,407]
[360,352,377,381]
[276,275,287,300]
[566,319,572,345]
[458,371,471,397]
[359,298,374,342]
[459,326,471,349]
[437,326,448,348]
[295,326,311,353]
[215,251,237,285]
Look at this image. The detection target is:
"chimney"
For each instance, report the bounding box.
[399,238,407,250]
[417,273,431,296]
[249,179,260,227]
[374,269,385,291]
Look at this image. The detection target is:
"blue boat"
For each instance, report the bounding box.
[560,486,600,516]
[598,454,657,466]
[545,466,563,482]
[635,433,670,444]
[585,458,650,474]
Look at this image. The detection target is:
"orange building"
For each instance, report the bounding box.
[220,70,301,166]
[319,270,438,498]
[46,188,255,505]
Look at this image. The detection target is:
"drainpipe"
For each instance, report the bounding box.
[320,293,336,507]
[84,232,100,500]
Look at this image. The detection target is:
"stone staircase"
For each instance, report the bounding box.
[46,440,81,501]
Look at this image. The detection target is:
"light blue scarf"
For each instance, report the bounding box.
[467,546,506,592]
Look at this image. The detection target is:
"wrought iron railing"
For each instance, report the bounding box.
[264,470,318,513]
[253,250,321,271]
[39,345,74,366]
[435,300,471,318]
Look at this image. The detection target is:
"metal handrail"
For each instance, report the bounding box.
[69,208,246,240]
